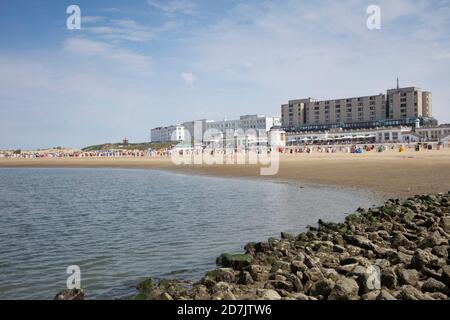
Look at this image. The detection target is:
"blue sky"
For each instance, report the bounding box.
[0,0,449,149]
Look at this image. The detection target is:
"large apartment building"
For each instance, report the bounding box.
[281,86,433,130]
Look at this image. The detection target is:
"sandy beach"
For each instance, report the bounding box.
[1,149,449,199]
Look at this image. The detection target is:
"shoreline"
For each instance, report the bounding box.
[1,149,450,199]
[56,193,450,300]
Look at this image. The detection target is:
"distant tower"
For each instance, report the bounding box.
[396,77,399,89]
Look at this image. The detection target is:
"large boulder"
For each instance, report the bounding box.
[258,289,282,300]
[308,279,335,298]
[396,268,420,287]
[206,268,236,283]
[216,253,252,270]
[328,277,359,300]
[410,249,439,270]
[421,278,449,295]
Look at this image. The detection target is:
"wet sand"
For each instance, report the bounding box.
[1,149,449,199]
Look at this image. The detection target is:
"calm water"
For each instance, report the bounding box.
[0,168,379,299]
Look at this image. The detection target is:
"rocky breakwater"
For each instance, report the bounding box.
[56,193,450,300]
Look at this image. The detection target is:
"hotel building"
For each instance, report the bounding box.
[151,115,280,144]
[281,85,433,131]
[150,125,186,143]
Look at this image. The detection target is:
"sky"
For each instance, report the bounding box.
[0,0,449,149]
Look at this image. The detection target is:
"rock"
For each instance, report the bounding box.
[381,267,398,289]
[410,249,439,270]
[392,232,414,249]
[427,292,448,300]
[156,292,173,300]
[361,290,381,300]
[343,235,375,251]
[259,289,282,300]
[303,267,325,283]
[206,268,236,283]
[290,292,316,300]
[281,232,295,241]
[268,280,293,292]
[192,285,211,300]
[245,264,269,282]
[421,231,445,248]
[421,278,449,295]
[396,268,420,287]
[441,265,450,287]
[254,242,271,253]
[396,285,424,300]
[291,275,304,292]
[376,290,397,300]
[441,216,450,232]
[216,253,252,270]
[351,265,379,294]
[238,271,254,285]
[431,245,449,259]
[223,291,237,300]
[328,277,359,300]
[333,245,346,253]
[308,279,335,298]
[54,289,84,300]
[291,260,307,273]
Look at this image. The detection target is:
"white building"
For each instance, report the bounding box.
[150,125,186,143]
[205,115,280,133]
[151,115,281,146]
[182,119,215,142]
[414,124,450,142]
[202,115,280,147]
[285,126,413,144]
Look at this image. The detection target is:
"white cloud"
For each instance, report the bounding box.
[181,72,195,85]
[83,18,155,42]
[63,37,152,74]
[81,17,179,43]
[81,16,105,24]
[147,0,196,15]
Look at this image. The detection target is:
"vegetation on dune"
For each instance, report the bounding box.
[81,142,173,152]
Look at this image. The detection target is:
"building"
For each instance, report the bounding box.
[414,124,450,142]
[205,115,280,134]
[150,125,186,143]
[182,119,216,142]
[203,115,280,146]
[284,123,450,145]
[281,84,433,131]
[285,126,412,145]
